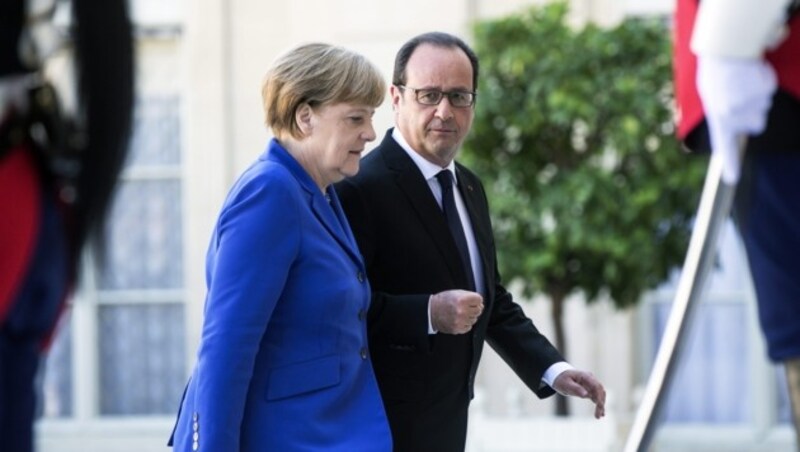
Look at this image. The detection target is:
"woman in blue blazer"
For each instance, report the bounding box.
[169,43,391,451]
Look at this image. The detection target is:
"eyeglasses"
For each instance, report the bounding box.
[397,85,476,108]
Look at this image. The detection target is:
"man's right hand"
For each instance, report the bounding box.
[430,290,484,334]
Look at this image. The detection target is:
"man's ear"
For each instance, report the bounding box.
[295,103,313,136]
[389,85,402,111]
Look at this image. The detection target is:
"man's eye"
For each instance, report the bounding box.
[348,116,364,123]
[419,91,441,103]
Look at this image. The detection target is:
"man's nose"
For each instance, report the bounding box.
[434,96,454,120]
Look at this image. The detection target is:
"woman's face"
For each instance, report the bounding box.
[304,102,378,188]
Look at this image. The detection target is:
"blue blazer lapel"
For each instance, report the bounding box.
[327,188,362,261]
[309,188,365,268]
[266,139,364,269]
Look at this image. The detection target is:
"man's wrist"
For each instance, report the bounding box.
[541,361,574,388]
[427,294,438,334]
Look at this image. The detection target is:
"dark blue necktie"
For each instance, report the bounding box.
[436,170,475,291]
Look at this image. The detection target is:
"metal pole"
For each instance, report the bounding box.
[623,153,739,452]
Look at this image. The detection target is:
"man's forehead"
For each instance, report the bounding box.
[405,45,473,88]
[407,43,468,64]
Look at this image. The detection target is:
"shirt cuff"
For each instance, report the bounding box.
[541,361,574,388]
[427,295,437,334]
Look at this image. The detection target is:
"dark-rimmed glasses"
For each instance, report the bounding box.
[397,85,476,108]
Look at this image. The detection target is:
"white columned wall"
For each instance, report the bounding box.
[182,0,233,369]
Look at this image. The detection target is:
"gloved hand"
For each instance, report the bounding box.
[696,55,778,184]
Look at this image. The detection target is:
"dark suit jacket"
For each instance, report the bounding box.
[336,130,564,452]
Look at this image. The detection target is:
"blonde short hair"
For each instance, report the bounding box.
[262,43,386,140]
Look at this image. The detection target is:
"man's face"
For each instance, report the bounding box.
[391,43,475,167]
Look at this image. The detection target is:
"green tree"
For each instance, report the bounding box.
[463,2,707,415]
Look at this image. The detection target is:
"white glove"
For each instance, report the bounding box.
[696,55,778,184]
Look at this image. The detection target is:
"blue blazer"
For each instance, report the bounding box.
[170,139,391,451]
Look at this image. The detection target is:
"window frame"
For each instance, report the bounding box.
[637,221,795,450]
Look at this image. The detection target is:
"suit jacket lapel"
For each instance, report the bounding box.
[379,133,467,285]
[267,140,365,269]
[455,165,493,297]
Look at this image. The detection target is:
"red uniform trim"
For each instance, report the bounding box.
[0,145,41,323]
[768,15,800,100]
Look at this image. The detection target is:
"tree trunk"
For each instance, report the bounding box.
[550,291,569,416]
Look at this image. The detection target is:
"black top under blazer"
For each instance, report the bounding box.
[336,130,563,452]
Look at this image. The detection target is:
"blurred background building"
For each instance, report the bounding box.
[35,0,794,450]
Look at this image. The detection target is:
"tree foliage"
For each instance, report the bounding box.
[464,2,707,311]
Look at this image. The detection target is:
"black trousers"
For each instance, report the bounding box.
[0,334,40,452]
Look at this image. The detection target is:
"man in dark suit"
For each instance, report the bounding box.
[336,31,606,452]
